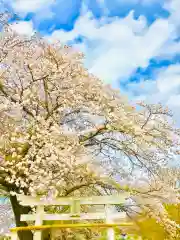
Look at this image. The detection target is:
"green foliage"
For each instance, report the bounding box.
[0,236,10,240]
[98,235,141,240]
[127,204,180,240]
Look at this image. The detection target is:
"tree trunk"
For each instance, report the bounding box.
[10,195,33,240]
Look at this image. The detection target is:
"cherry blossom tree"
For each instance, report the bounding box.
[0,13,179,240]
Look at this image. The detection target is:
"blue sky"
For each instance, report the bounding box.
[2,0,180,123]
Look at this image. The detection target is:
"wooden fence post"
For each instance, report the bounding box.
[10,232,18,240]
[34,205,44,240]
[105,204,115,240]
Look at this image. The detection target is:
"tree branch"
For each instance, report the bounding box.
[0,83,34,117]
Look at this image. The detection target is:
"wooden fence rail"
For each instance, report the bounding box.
[10,194,131,240]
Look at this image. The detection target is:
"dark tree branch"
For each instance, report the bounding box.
[0,84,34,117]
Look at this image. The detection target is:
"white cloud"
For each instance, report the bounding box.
[156,64,180,94]
[164,0,180,25]
[45,0,180,87]
[128,64,180,98]
[167,95,180,107]
[10,0,55,14]
[47,9,174,83]
[157,41,180,59]
[47,29,77,44]
[126,63,180,124]
[155,1,180,59]
[10,21,34,36]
